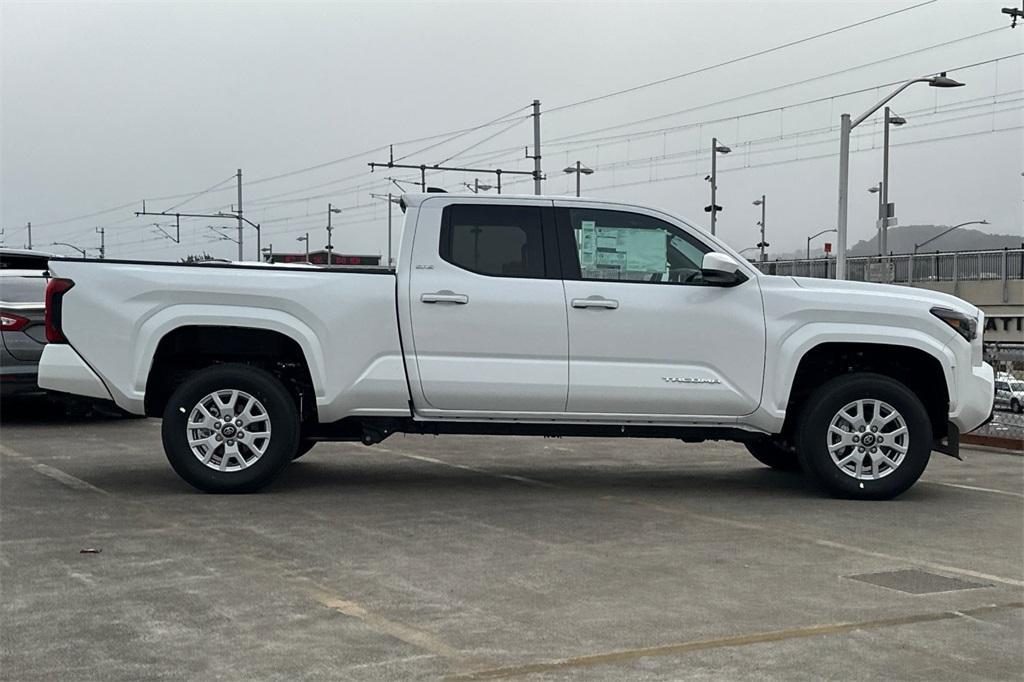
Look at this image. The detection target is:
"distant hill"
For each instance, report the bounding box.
[849,224,1022,256]
[774,224,1022,260]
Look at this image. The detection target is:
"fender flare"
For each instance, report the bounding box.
[133,305,327,401]
[767,324,956,418]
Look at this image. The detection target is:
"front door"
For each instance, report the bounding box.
[408,199,568,414]
[557,202,766,418]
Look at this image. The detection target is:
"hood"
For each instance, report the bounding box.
[788,276,980,317]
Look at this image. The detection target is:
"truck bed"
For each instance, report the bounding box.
[44,258,411,421]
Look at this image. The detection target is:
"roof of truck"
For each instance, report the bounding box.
[400,192,670,211]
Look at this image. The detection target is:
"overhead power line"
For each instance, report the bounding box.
[545,0,941,114]
[448,27,1012,169]
[160,173,238,213]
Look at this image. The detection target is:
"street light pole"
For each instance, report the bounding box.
[835,73,963,279]
[881,107,906,255]
[868,183,883,253]
[914,220,989,253]
[753,195,767,263]
[326,203,341,265]
[51,242,87,257]
[707,138,731,236]
[464,179,493,193]
[563,161,594,197]
[297,233,309,262]
[807,228,838,261]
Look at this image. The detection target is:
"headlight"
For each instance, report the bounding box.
[931,306,977,342]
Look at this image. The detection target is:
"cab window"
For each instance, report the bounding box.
[440,205,546,278]
[565,208,710,284]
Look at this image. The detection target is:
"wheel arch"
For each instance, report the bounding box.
[779,338,952,443]
[142,319,322,420]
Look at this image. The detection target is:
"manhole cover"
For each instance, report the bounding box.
[846,569,989,594]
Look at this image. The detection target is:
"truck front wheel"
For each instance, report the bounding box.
[796,373,931,500]
[161,364,300,492]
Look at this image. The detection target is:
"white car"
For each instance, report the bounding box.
[994,378,1024,414]
[38,193,994,499]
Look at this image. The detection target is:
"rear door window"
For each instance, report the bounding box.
[440,205,547,278]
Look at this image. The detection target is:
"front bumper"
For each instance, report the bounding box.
[950,361,995,434]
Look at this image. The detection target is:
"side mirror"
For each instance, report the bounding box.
[700,252,748,286]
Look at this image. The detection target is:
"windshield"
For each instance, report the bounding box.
[1008,381,1024,391]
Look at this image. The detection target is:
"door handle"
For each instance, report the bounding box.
[421,290,469,304]
[571,297,619,309]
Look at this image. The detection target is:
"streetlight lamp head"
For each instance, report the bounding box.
[889,115,907,126]
[752,199,763,206]
[928,73,965,88]
[329,208,342,214]
[715,145,731,154]
[867,186,880,194]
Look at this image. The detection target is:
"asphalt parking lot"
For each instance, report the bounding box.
[1,409,1022,681]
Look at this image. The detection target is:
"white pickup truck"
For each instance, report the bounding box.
[39,193,994,499]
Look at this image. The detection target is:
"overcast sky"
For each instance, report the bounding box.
[2,0,1022,262]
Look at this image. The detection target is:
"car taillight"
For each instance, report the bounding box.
[0,312,30,332]
[45,278,75,343]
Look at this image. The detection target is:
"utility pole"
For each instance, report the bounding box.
[96,227,105,259]
[26,222,32,250]
[236,168,244,261]
[531,99,542,195]
[370,192,402,266]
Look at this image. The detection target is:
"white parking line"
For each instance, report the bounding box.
[928,481,1024,499]
[0,444,108,495]
[378,448,556,488]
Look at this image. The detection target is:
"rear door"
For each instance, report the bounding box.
[555,202,766,418]
[406,198,568,414]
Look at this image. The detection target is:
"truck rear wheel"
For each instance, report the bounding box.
[796,373,931,500]
[161,364,300,492]
[745,438,801,471]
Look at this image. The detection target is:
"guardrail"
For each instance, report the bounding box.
[755,248,1024,284]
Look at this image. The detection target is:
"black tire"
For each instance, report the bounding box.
[796,373,932,500]
[161,364,300,493]
[293,439,317,460]
[1012,398,1022,414]
[745,438,802,471]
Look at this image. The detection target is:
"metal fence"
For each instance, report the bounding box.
[755,248,1024,449]
[755,248,1024,285]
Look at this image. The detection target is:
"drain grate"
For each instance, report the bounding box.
[845,569,990,594]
